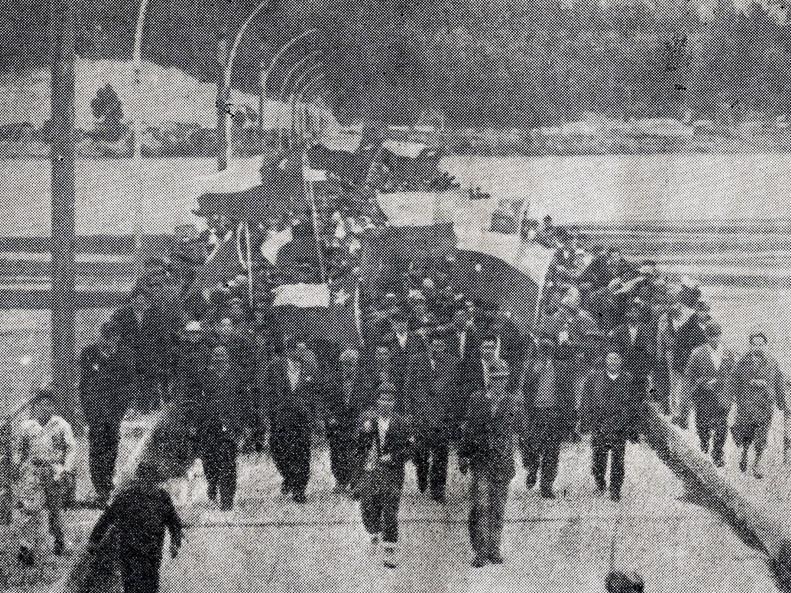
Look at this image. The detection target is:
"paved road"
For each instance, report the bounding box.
[158,438,781,593]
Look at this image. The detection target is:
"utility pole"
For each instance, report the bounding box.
[50,0,78,424]
[258,58,266,154]
[216,24,229,171]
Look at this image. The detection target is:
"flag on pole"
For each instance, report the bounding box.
[271,280,361,347]
[303,166,328,182]
[260,226,294,264]
[189,227,244,294]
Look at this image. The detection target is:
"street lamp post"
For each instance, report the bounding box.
[294,74,326,143]
[274,52,322,147]
[50,0,77,425]
[132,0,151,275]
[218,0,276,170]
[288,65,323,146]
[258,28,317,151]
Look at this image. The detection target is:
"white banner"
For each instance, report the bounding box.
[272,283,330,308]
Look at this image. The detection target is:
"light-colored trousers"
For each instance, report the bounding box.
[17,463,65,550]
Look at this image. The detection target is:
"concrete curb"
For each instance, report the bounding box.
[643,401,791,579]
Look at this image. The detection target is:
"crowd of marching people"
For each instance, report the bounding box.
[10,194,789,583]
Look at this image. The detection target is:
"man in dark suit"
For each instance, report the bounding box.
[356,382,413,568]
[195,345,249,510]
[447,309,480,384]
[609,304,654,399]
[404,333,460,502]
[488,310,525,393]
[458,358,517,567]
[324,348,368,493]
[464,334,500,398]
[580,351,642,501]
[520,338,564,499]
[264,335,318,503]
[79,321,135,505]
[384,310,425,414]
[110,289,177,414]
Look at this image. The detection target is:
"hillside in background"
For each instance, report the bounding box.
[0,58,268,128]
[0,0,790,129]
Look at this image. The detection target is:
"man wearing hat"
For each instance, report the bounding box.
[13,388,76,563]
[173,321,209,405]
[385,309,425,414]
[110,288,176,414]
[79,321,135,506]
[458,358,517,567]
[355,382,412,568]
[579,351,642,501]
[608,304,654,401]
[729,332,787,478]
[675,320,736,467]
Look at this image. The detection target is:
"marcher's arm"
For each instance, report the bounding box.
[162,490,183,549]
[775,367,788,412]
[60,420,77,474]
[88,504,116,545]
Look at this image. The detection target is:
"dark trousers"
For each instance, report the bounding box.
[414,428,449,497]
[520,410,563,493]
[327,426,354,487]
[88,421,121,498]
[591,432,627,495]
[468,472,510,558]
[696,410,728,463]
[359,470,403,544]
[121,552,162,593]
[200,423,238,509]
[653,362,671,414]
[135,374,162,414]
[271,421,312,495]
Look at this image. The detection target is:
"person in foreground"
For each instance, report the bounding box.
[356,382,412,568]
[580,351,642,501]
[14,387,76,565]
[459,358,517,568]
[88,461,183,593]
[729,332,787,478]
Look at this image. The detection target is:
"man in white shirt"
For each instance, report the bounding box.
[676,321,737,467]
[14,388,76,564]
[356,383,412,568]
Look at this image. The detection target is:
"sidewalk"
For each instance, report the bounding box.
[157,438,779,593]
[646,402,791,580]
